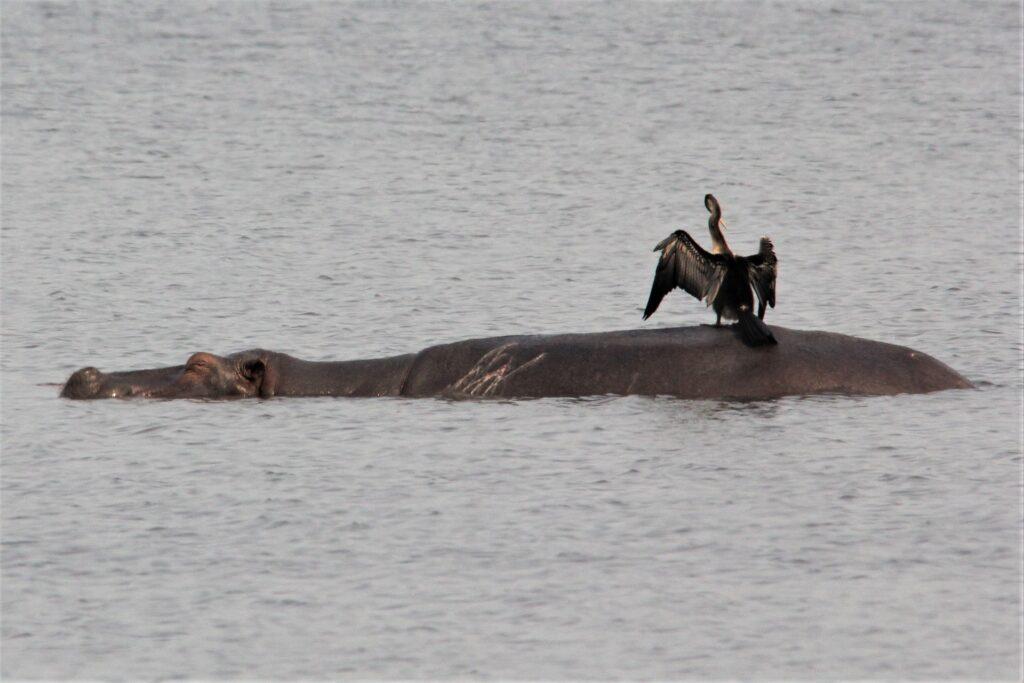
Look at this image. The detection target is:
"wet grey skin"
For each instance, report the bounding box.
[61,326,972,401]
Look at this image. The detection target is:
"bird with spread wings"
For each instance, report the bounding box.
[643,194,778,346]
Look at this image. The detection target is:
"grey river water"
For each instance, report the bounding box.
[2,1,1022,679]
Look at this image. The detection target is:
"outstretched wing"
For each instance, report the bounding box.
[643,230,727,320]
[746,236,778,319]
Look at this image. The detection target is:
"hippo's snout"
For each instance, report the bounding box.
[61,367,105,399]
[61,367,143,399]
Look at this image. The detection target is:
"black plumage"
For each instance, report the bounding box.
[643,194,778,347]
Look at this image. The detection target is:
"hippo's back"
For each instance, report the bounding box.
[400,325,972,399]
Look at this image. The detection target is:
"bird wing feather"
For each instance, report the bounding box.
[746,236,778,313]
[643,230,726,320]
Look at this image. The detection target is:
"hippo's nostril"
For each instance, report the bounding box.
[61,366,105,399]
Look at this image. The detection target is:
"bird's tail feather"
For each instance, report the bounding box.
[737,310,777,347]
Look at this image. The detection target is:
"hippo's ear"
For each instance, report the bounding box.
[241,359,266,392]
[240,356,278,398]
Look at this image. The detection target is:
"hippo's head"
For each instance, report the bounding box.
[61,350,277,400]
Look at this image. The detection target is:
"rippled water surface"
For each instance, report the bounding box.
[2,1,1022,679]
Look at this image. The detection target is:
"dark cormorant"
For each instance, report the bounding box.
[643,194,778,347]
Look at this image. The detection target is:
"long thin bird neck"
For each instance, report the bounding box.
[708,205,732,255]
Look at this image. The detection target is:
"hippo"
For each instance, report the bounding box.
[60,325,972,401]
